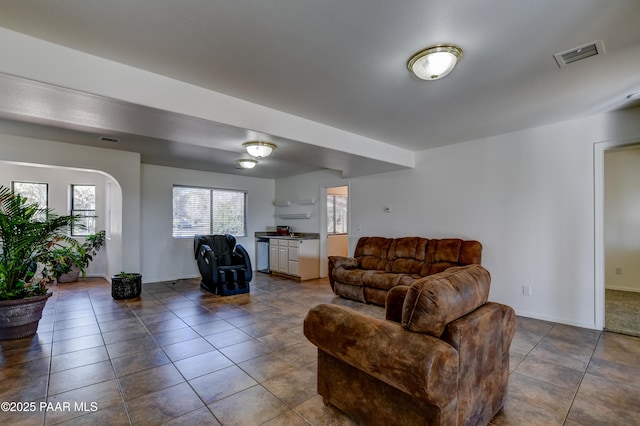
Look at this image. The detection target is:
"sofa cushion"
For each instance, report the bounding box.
[332,267,367,286]
[402,264,490,337]
[433,239,463,263]
[397,274,422,287]
[362,271,403,290]
[420,239,483,275]
[354,237,393,270]
[458,240,483,265]
[385,237,429,274]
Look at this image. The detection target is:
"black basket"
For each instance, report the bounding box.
[111,273,142,300]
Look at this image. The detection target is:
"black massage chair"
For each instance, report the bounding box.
[194,234,252,295]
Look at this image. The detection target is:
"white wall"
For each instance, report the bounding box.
[276,107,640,329]
[141,164,275,283]
[0,135,276,284]
[274,169,346,234]
[0,161,109,277]
[0,133,140,277]
[604,146,640,292]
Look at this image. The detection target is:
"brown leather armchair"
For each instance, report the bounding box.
[304,265,515,426]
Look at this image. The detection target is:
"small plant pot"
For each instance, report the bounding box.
[111,273,142,300]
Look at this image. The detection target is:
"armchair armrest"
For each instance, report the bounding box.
[234,244,252,283]
[385,285,410,323]
[304,304,459,405]
[197,244,220,285]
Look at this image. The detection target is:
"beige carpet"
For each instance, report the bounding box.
[605,289,640,337]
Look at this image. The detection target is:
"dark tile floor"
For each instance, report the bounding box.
[1,274,640,425]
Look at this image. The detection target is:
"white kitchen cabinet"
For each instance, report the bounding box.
[278,244,288,272]
[269,241,279,272]
[268,237,319,280]
[288,240,299,276]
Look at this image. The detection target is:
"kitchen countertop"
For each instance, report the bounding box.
[255,232,320,240]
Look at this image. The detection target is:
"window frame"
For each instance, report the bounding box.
[11,181,49,220]
[327,194,348,235]
[70,184,96,236]
[172,185,248,238]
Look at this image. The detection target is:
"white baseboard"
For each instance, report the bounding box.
[514,309,597,331]
[141,274,200,284]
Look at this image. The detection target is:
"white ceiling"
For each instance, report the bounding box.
[0,0,639,178]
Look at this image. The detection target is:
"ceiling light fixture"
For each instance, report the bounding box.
[243,141,277,158]
[236,158,258,169]
[408,44,463,81]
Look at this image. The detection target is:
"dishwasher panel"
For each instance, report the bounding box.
[256,237,270,273]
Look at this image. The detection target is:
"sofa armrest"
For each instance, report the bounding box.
[304,304,459,405]
[328,256,359,291]
[328,256,358,269]
[385,285,410,323]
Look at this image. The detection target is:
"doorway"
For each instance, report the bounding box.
[601,144,640,336]
[326,185,349,258]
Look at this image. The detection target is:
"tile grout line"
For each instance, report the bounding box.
[151,280,316,425]
[89,285,134,426]
[127,283,226,425]
[560,330,603,425]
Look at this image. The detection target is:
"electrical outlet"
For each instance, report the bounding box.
[522,285,533,296]
[615,267,622,275]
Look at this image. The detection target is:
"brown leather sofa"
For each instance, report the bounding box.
[328,236,482,305]
[304,264,516,426]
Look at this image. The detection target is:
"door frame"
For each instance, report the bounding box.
[594,137,640,329]
[320,184,350,278]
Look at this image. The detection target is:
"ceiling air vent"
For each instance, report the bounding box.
[554,40,605,68]
[98,136,120,143]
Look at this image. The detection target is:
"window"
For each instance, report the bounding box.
[172,185,247,238]
[71,185,96,235]
[327,194,348,234]
[12,181,48,207]
[11,181,48,221]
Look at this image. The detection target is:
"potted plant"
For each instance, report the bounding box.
[0,186,80,340]
[111,271,142,300]
[53,230,106,283]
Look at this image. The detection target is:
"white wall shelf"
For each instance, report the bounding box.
[277,212,311,219]
[294,198,316,205]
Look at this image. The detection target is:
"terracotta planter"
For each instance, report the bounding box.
[0,291,52,340]
[111,274,142,300]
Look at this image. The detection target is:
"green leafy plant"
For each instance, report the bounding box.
[116,271,138,281]
[50,230,105,279]
[0,185,80,300]
[49,246,81,278]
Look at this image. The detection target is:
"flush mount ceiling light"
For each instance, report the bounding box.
[408,45,463,81]
[243,141,277,158]
[236,158,258,169]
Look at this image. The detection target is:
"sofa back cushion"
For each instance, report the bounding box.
[353,237,482,274]
[354,237,393,270]
[421,239,483,275]
[385,237,429,274]
[402,264,490,337]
